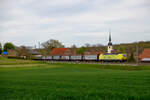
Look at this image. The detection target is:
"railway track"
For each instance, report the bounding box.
[35,59,150,66]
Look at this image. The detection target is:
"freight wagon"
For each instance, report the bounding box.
[83,55,98,61]
[70,55,82,61]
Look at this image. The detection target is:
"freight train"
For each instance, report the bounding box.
[35,53,127,62]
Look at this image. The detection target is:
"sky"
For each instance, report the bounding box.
[0,0,150,47]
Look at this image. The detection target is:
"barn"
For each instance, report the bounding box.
[50,48,73,60]
[139,49,150,62]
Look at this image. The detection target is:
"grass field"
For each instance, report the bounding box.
[0,58,150,100]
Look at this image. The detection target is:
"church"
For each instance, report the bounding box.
[107,30,113,53]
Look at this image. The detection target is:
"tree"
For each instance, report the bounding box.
[84,43,90,47]
[70,44,77,55]
[20,46,30,58]
[41,39,64,54]
[40,49,47,56]
[76,47,86,55]
[128,52,135,62]
[70,44,77,51]
[119,46,125,53]
[0,43,2,54]
[91,43,103,47]
[3,42,15,51]
[71,44,77,49]
[15,47,21,56]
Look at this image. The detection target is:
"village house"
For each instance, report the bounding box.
[7,49,18,57]
[139,49,150,62]
[83,49,101,55]
[50,48,73,56]
[29,49,42,59]
[20,46,42,59]
[50,48,74,60]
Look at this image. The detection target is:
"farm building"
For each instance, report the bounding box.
[49,48,74,60]
[29,49,42,59]
[7,50,18,57]
[50,48,73,55]
[139,49,150,62]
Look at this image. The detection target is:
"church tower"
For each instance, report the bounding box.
[107,29,113,53]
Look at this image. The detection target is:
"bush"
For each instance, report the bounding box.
[128,52,135,62]
[7,56,24,59]
[0,43,2,54]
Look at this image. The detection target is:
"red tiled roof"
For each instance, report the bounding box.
[50,48,68,55]
[140,49,150,59]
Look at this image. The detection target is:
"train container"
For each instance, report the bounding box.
[61,56,70,60]
[41,56,52,60]
[42,56,46,60]
[70,55,82,61]
[53,56,61,60]
[83,55,98,61]
[46,56,52,60]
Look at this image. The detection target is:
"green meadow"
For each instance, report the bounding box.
[0,58,150,100]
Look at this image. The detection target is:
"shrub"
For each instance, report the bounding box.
[128,52,135,62]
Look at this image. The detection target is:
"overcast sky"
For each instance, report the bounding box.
[0,0,150,47]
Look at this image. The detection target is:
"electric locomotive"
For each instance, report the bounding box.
[99,53,127,62]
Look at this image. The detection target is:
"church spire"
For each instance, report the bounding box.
[108,29,112,46]
[109,29,111,42]
[107,29,113,53]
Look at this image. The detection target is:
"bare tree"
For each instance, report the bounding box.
[20,46,30,59]
[41,39,64,54]
[71,44,77,49]
[84,43,90,47]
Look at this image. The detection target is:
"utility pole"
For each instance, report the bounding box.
[38,42,40,50]
[136,42,139,65]
[38,42,41,52]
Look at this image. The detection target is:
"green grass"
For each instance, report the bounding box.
[0,57,40,65]
[0,59,150,100]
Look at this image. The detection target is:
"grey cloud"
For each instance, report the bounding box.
[0,0,150,47]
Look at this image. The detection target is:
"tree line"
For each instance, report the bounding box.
[1,39,150,62]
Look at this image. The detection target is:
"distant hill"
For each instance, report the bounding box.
[83,41,150,54]
[113,41,150,54]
